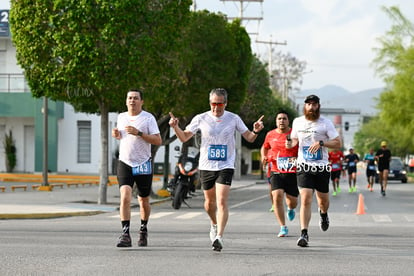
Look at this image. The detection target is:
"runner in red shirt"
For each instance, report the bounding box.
[261,110,299,238]
[328,149,344,196]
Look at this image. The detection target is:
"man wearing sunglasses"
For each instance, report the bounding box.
[169,88,264,252]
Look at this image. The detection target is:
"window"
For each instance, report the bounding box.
[77,121,91,163]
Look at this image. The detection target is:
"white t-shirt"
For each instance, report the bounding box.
[291,115,339,165]
[117,111,160,167]
[186,110,248,171]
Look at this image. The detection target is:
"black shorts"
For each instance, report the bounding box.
[330,170,341,181]
[296,170,330,193]
[366,169,376,177]
[378,164,390,172]
[269,173,299,197]
[200,169,234,190]
[117,160,153,197]
[347,166,357,174]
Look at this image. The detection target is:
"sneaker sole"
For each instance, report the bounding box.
[297,238,308,247]
[117,242,132,247]
[212,239,223,252]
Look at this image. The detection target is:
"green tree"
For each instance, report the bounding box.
[10,0,192,203]
[164,11,253,150]
[372,6,414,155]
[240,56,298,149]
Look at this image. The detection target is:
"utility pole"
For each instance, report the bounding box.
[255,36,287,99]
[255,36,287,77]
[220,0,264,36]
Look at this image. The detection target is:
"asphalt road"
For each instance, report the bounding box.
[1,177,414,276]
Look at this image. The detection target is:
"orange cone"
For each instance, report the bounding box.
[355,193,366,215]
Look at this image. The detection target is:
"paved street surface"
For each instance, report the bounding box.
[1,174,414,275]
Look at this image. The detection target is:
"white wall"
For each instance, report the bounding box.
[0,39,20,74]
[57,103,118,174]
[0,117,34,172]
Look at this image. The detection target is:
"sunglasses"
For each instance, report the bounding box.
[210,102,225,107]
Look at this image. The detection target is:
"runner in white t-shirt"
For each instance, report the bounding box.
[169,88,264,252]
[286,94,341,248]
[112,90,162,248]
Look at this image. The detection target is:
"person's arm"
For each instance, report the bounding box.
[124,124,162,145]
[307,136,341,154]
[112,128,121,140]
[242,115,264,142]
[169,112,194,143]
[260,145,268,166]
[141,133,162,146]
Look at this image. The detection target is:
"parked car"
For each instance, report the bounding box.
[375,157,408,183]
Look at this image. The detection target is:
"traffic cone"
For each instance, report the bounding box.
[355,193,366,215]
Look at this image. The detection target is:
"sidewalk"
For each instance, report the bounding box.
[0,174,263,219]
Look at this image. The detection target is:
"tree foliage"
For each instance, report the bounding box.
[10,0,192,203]
[270,51,307,98]
[370,6,414,156]
[240,56,298,149]
[162,11,253,150]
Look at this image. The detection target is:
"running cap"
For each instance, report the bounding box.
[381,141,387,146]
[304,94,320,103]
[349,147,354,150]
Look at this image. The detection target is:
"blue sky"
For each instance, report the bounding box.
[194,0,414,92]
[3,1,414,92]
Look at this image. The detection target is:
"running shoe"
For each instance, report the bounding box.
[116,233,132,247]
[332,191,337,196]
[369,187,373,192]
[212,237,223,252]
[337,187,341,193]
[382,191,386,197]
[269,205,274,212]
[278,226,288,237]
[319,210,329,231]
[348,187,352,193]
[297,232,309,247]
[352,186,357,192]
[209,224,217,242]
[367,184,370,189]
[138,230,148,247]
[287,208,295,221]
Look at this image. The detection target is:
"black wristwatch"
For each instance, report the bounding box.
[319,140,324,147]
[137,131,143,137]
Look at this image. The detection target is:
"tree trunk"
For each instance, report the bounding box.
[98,102,109,204]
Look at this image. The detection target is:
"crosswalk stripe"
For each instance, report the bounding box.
[152,212,175,219]
[176,212,203,219]
[372,215,392,222]
[404,215,414,222]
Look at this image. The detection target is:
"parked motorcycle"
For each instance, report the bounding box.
[167,146,199,210]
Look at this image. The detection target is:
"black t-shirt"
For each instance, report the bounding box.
[376,148,391,168]
[346,153,359,167]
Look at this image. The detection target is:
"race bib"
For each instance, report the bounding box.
[349,161,356,167]
[208,145,227,161]
[368,165,375,170]
[303,146,322,161]
[332,163,340,169]
[132,159,152,175]
[277,157,295,172]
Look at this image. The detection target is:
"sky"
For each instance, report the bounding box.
[193,0,414,92]
[2,1,414,92]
